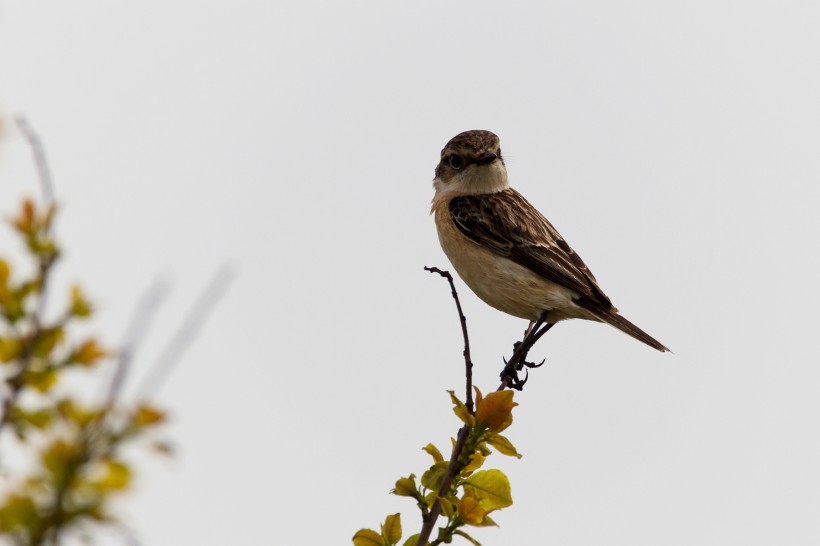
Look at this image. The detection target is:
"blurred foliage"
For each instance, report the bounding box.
[0,199,168,545]
[353,388,521,546]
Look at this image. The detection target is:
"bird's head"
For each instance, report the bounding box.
[433,130,509,195]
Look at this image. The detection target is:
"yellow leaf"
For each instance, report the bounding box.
[486,434,522,458]
[473,386,483,407]
[392,475,418,497]
[461,452,486,475]
[461,469,512,511]
[55,398,100,426]
[352,528,384,546]
[72,339,108,366]
[402,534,421,546]
[25,368,58,393]
[95,460,132,491]
[474,390,517,433]
[458,493,488,526]
[69,285,93,317]
[381,513,401,545]
[448,390,474,426]
[17,408,53,429]
[0,493,38,531]
[133,404,167,427]
[11,199,35,235]
[42,439,81,485]
[0,337,21,362]
[422,443,443,463]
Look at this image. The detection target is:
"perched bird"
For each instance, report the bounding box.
[431,130,669,352]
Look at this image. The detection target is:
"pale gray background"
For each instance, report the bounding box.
[1,1,819,545]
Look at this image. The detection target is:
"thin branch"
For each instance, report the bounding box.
[424,266,474,413]
[416,425,470,546]
[417,266,555,544]
[417,267,476,546]
[134,265,236,399]
[104,276,173,406]
[0,119,58,436]
[15,116,55,207]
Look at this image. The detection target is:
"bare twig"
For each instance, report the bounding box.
[104,277,173,406]
[135,265,236,399]
[417,267,477,546]
[416,425,470,546]
[424,266,474,413]
[15,116,55,207]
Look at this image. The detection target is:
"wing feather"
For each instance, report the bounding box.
[448,189,613,309]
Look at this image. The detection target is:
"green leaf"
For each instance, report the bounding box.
[42,439,81,487]
[13,407,53,430]
[381,513,401,545]
[0,493,39,533]
[392,474,418,497]
[352,528,384,546]
[402,534,421,546]
[420,462,449,492]
[461,469,512,511]
[486,434,521,458]
[24,368,59,393]
[461,451,486,476]
[439,496,455,518]
[31,327,64,358]
[453,529,483,546]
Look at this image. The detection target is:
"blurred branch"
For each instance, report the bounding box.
[0,120,59,436]
[105,277,173,406]
[15,116,55,207]
[135,265,236,399]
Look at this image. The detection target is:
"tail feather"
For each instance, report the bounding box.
[594,310,670,353]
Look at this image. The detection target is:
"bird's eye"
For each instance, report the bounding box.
[448,155,464,169]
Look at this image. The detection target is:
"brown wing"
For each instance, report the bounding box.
[449,189,613,310]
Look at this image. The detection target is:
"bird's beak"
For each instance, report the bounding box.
[476,151,498,165]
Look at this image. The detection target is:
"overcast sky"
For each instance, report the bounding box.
[1,1,819,544]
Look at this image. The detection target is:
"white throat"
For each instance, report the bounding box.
[433,161,510,195]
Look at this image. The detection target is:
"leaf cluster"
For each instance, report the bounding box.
[353,388,521,546]
[0,199,169,545]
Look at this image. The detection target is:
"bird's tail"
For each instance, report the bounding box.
[594,310,670,353]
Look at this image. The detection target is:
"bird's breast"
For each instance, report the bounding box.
[431,194,585,322]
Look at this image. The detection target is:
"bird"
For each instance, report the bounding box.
[431,129,669,352]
